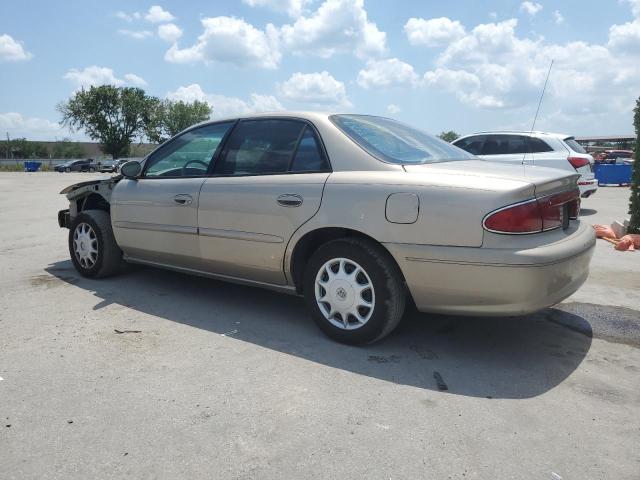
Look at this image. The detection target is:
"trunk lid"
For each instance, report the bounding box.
[404,159,579,198]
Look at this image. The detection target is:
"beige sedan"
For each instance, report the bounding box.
[58,112,595,344]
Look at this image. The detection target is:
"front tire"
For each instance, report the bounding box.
[303,238,406,345]
[68,210,123,278]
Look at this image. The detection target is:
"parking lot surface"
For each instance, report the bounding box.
[1,173,639,479]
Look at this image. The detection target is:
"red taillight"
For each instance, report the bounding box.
[483,200,543,234]
[568,156,590,169]
[483,189,580,234]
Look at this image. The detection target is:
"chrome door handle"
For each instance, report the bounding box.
[174,194,193,206]
[277,194,303,207]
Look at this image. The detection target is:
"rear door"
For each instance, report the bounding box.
[197,118,331,285]
[111,122,234,268]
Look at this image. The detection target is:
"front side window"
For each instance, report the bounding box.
[144,122,233,177]
[331,114,474,165]
[214,119,306,175]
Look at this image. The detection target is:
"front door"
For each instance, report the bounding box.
[111,121,234,268]
[197,118,331,285]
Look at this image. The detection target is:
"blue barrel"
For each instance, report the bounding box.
[593,163,632,185]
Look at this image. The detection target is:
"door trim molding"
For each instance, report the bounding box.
[199,227,284,244]
[113,221,198,235]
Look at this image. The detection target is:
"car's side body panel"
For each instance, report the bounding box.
[197,172,330,284]
[111,177,206,269]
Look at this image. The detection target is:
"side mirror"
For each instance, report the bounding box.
[120,161,142,179]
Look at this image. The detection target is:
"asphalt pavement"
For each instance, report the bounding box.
[1,172,638,479]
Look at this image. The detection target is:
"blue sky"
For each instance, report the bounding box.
[1,0,639,141]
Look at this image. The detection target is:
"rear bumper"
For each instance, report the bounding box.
[578,178,598,197]
[385,222,596,316]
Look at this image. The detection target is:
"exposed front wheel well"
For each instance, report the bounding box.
[289,227,406,294]
[75,193,110,214]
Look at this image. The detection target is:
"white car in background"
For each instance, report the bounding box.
[453,132,598,198]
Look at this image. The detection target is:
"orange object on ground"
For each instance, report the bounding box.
[614,234,640,251]
[593,224,617,239]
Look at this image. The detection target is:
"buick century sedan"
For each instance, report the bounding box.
[58,112,595,344]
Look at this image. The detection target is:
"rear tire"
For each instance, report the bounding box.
[68,210,123,278]
[303,237,406,345]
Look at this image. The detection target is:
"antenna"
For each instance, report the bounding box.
[523,59,554,163]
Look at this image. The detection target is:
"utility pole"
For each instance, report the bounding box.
[5,132,10,160]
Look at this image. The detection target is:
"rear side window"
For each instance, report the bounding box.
[331,114,474,164]
[290,127,329,172]
[479,135,553,155]
[564,138,587,154]
[214,119,305,175]
[453,135,486,155]
[527,137,554,153]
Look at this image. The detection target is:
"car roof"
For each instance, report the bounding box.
[194,111,338,127]
[457,131,572,140]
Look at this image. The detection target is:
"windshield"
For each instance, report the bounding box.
[330,114,475,165]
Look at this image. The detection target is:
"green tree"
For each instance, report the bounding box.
[58,85,158,158]
[629,97,640,234]
[146,99,212,144]
[52,138,84,159]
[438,131,460,143]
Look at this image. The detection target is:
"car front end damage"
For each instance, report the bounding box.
[58,177,120,229]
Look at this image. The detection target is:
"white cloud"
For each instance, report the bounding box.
[404,17,466,47]
[123,73,148,86]
[0,34,33,62]
[145,5,175,23]
[280,0,386,59]
[520,1,543,16]
[157,23,183,43]
[115,11,141,22]
[166,84,284,118]
[0,112,68,140]
[117,29,153,39]
[279,71,351,109]
[553,10,565,25]
[607,1,640,53]
[387,104,400,114]
[165,16,281,69]
[63,66,147,89]
[242,0,312,18]
[115,6,174,24]
[357,58,419,89]
[608,19,640,53]
[414,12,640,132]
[627,0,640,17]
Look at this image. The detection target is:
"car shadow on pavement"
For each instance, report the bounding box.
[46,260,593,400]
[579,208,597,216]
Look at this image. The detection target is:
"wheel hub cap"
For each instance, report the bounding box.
[315,258,375,330]
[73,222,98,269]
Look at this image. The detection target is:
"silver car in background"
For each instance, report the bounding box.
[58,113,595,344]
[453,131,598,197]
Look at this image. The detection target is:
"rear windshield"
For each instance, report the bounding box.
[330,114,474,165]
[564,138,587,154]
